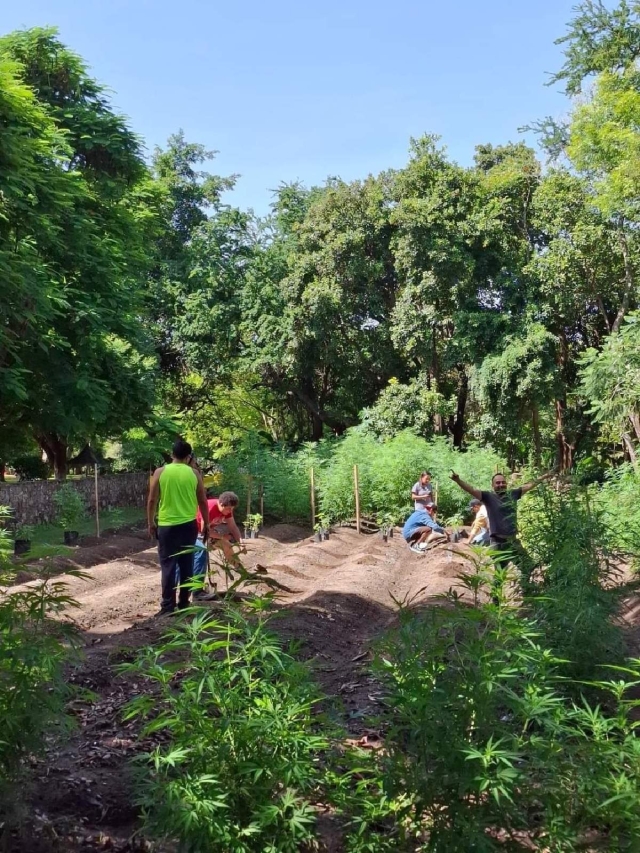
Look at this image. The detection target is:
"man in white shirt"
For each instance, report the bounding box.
[468,498,490,545]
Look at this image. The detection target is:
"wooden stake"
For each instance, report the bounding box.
[94,464,100,538]
[354,464,361,534]
[246,474,252,521]
[434,481,439,508]
[259,483,264,520]
[310,467,316,529]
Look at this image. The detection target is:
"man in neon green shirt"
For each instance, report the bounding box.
[147,440,210,614]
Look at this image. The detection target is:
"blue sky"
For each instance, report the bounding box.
[5,0,579,215]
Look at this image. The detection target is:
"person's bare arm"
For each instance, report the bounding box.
[450,471,482,501]
[520,471,553,495]
[195,474,209,541]
[147,467,163,538]
[227,516,242,542]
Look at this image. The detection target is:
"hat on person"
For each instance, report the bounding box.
[467,499,481,511]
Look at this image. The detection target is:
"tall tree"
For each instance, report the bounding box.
[0,28,157,477]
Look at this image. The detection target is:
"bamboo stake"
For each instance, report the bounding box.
[94,464,100,538]
[434,481,439,509]
[354,465,361,534]
[259,483,264,520]
[310,467,316,529]
[246,474,252,522]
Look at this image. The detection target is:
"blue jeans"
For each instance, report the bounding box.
[192,536,208,585]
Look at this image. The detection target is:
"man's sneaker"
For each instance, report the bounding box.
[409,543,425,555]
[156,606,175,617]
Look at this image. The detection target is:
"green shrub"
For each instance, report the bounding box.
[519,484,627,680]
[0,506,79,818]
[11,453,50,481]
[121,605,329,852]
[341,561,640,852]
[316,430,503,523]
[53,483,87,531]
[591,463,640,565]
[216,429,504,526]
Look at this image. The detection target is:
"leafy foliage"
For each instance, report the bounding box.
[121,606,328,853]
[0,506,79,818]
[342,563,640,852]
[53,483,88,531]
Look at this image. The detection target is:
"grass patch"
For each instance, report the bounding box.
[29,506,145,547]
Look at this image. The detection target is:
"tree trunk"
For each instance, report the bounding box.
[310,411,323,442]
[449,371,468,449]
[0,461,5,482]
[531,405,542,468]
[622,433,638,466]
[554,400,573,471]
[38,434,68,480]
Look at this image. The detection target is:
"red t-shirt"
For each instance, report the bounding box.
[197,498,231,533]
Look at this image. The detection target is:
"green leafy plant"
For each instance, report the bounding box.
[342,557,640,851]
[10,453,50,481]
[14,523,34,541]
[121,605,329,852]
[53,483,87,532]
[0,506,80,820]
[247,512,263,533]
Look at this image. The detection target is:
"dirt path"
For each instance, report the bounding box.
[13,523,472,853]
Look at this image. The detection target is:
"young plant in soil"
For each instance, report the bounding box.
[14,524,34,556]
[339,553,640,851]
[120,605,329,852]
[53,484,87,545]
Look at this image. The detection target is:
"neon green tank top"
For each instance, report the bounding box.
[158,463,198,526]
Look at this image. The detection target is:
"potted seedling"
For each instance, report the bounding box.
[53,484,87,545]
[444,512,464,543]
[377,512,396,543]
[14,524,34,556]
[247,513,263,539]
[318,515,331,541]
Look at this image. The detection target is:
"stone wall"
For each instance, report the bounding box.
[0,472,148,525]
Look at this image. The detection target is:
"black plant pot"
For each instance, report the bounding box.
[252,530,260,539]
[64,530,79,546]
[314,532,322,543]
[243,529,250,540]
[389,528,394,538]
[14,538,31,556]
[322,531,329,541]
[382,533,388,543]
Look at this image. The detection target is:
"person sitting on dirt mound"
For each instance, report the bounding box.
[468,498,490,546]
[402,504,448,554]
[147,440,210,616]
[192,490,243,600]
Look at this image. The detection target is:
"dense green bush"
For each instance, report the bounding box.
[0,505,78,820]
[122,605,329,853]
[519,484,628,680]
[53,483,87,531]
[10,453,50,481]
[591,463,640,565]
[339,563,640,852]
[315,430,503,523]
[215,428,504,525]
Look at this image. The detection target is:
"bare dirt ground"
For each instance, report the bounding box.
[10,522,474,852]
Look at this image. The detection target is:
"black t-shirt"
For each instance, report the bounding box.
[480,488,523,539]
